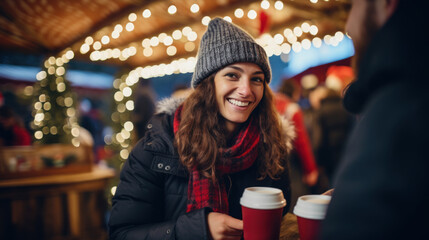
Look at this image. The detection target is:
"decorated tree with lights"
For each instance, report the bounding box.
[32,54,80,145]
[104,70,140,203]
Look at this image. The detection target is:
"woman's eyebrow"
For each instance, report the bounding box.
[225,66,264,76]
[225,66,244,72]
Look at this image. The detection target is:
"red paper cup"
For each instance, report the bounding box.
[293,195,331,240]
[240,187,286,240]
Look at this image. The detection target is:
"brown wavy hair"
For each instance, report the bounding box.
[175,74,289,182]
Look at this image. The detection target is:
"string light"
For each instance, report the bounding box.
[312,37,322,48]
[168,5,177,15]
[261,0,270,9]
[172,30,183,40]
[163,36,173,46]
[247,10,257,19]
[302,39,312,49]
[182,26,192,36]
[166,46,177,56]
[125,22,134,32]
[143,47,153,57]
[234,8,244,18]
[187,32,198,41]
[85,36,94,45]
[185,42,195,52]
[274,1,284,10]
[293,27,303,37]
[292,42,302,52]
[281,43,291,54]
[128,13,137,22]
[101,36,110,44]
[111,186,117,196]
[150,36,159,47]
[93,41,101,50]
[310,25,319,35]
[274,34,284,45]
[142,9,151,18]
[80,44,90,54]
[158,33,167,43]
[223,16,232,22]
[190,4,200,13]
[302,22,311,33]
[114,24,123,32]
[142,38,151,48]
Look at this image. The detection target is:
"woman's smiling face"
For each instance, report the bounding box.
[214,62,265,133]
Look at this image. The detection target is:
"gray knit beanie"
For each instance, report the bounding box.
[191,17,271,88]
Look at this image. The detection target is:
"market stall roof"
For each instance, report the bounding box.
[0,0,350,69]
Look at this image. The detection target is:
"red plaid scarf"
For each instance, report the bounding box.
[174,105,260,213]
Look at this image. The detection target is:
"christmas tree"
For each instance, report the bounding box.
[31,54,80,146]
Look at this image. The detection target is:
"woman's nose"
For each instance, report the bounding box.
[237,78,251,96]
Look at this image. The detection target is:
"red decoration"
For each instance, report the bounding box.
[259,10,270,35]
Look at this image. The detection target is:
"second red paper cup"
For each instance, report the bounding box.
[293,194,331,240]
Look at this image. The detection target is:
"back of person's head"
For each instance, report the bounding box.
[172,84,193,99]
[0,105,18,128]
[325,66,355,95]
[0,105,14,119]
[309,86,329,110]
[139,77,152,87]
[278,79,298,99]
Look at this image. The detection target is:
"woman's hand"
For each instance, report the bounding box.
[207,212,243,240]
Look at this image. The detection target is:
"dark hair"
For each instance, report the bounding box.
[0,106,14,119]
[278,79,298,98]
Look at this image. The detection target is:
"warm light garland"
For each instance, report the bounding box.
[75,0,344,73]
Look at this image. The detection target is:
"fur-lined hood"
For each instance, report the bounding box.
[156,97,186,115]
[156,97,295,153]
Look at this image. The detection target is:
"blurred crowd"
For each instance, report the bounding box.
[274,65,355,209]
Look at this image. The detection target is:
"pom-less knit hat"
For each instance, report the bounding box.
[191,17,271,88]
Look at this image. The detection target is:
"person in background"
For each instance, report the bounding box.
[324,65,355,97]
[0,105,32,146]
[275,79,319,209]
[78,98,105,162]
[321,0,429,239]
[171,84,194,99]
[309,86,354,188]
[109,18,294,240]
[133,78,156,141]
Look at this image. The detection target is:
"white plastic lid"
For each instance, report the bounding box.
[240,187,286,210]
[293,195,331,220]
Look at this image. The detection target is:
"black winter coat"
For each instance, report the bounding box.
[321,3,429,240]
[109,102,292,240]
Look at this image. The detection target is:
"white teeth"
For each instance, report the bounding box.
[228,99,250,107]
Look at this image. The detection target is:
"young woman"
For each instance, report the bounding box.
[109,17,294,240]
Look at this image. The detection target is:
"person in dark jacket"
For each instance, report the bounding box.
[321,0,429,239]
[109,18,294,240]
[0,105,32,146]
[310,87,354,187]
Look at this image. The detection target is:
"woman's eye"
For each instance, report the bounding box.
[225,73,238,79]
[252,77,264,83]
